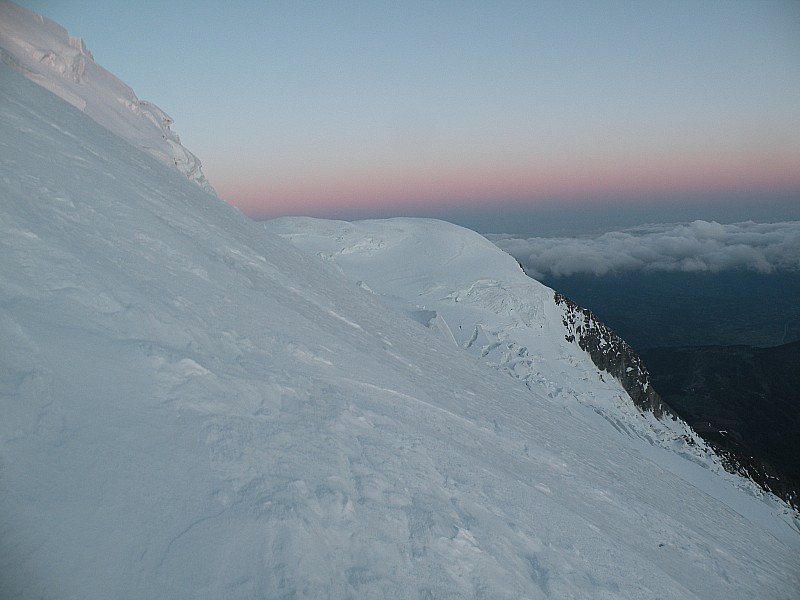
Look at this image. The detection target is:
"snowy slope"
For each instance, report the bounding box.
[0,0,214,194]
[1,38,799,600]
[263,217,792,501]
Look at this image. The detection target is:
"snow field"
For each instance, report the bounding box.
[1,23,798,600]
[265,216,800,542]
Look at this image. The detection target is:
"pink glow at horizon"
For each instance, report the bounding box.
[213,150,800,220]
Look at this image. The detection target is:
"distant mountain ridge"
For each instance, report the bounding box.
[642,340,800,509]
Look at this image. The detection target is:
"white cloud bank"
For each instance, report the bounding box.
[487,220,800,278]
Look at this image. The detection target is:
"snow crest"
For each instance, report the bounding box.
[0,0,215,194]
[266,216,799,521]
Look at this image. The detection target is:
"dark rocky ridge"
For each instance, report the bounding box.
[555,291,799,510]
[554,291,672,419]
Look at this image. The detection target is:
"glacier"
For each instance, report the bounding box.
[264,216,799,529]
[1,4,799,599]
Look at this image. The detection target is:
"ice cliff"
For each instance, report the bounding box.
[0,0,215,194]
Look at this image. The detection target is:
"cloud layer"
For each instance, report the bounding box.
[487,221,800,278]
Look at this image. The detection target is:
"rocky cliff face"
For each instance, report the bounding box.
[555,291,672,419]
[556,288,799,510]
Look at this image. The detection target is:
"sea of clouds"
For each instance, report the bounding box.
[487,220,800,278]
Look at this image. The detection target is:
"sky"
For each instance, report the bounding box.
[14,0,800,233]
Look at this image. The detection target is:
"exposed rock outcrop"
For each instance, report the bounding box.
[555,291,672,418]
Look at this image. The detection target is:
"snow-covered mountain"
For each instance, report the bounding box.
[263,217,791,502]
[0,0,214,194]
[1,6,798,599]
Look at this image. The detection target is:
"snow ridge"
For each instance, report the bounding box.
[265,216,798,518]
[0,0,215,194]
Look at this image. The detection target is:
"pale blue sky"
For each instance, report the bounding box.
[15,0,800,230]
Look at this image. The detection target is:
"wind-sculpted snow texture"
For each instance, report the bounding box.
[1,43,799,600]
[0,0,215,194]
